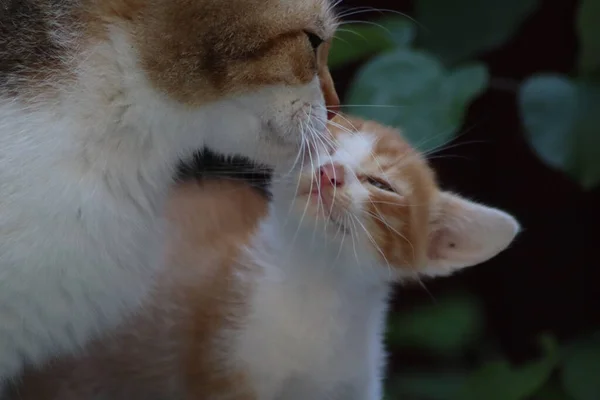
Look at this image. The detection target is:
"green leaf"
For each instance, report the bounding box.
[328,17,416,70]
[456,336,559,400]
[346,49,488,152]
[561,332,600,400]
[532,380,575,400]
[388,372,466,400]
[386,294,483,354]
[519,74,600,189]
[416,0,540,65]
[577,0,600,76]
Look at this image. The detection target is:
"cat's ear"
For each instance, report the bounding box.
[318,41,340,118]
[425,192,520,275]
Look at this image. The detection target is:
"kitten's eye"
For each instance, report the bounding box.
[304,31,324,52]
[367,177,395,193]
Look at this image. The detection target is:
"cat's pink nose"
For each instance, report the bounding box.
[319,163,345,187]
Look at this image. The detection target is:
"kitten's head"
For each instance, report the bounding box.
[92,0,340,168]
[288,115,520,280]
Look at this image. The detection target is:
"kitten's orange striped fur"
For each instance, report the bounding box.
[11,115,519,400]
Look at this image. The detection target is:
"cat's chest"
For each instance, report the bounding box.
[232,257,386,396]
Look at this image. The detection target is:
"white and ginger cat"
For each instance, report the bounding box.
[9,115,520,400]
[0,0,340,382]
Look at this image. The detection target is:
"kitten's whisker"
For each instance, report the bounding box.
[416,277,438,305]
[349,213,393,280]
[422,139,489,159]
[365,207,416,264]
[346,213,363,277]
[332,217,347,266]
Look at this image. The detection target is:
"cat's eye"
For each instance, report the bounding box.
[367,177,395,193]
[304,31,324,51]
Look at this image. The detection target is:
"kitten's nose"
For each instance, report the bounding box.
[319,163,345,187]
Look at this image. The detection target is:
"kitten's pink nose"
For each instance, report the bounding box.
[319,163,345,187]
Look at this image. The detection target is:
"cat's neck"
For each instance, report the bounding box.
[254,191,391,292]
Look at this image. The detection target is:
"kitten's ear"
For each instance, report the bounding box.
[426,193,520,274]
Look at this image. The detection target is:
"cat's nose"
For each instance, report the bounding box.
[319,163,345,188]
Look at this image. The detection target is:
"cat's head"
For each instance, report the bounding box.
[92,0,340,169]
[286,114,520,280]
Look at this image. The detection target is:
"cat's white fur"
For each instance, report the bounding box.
[0,25,326,382]
[231,131,519,399]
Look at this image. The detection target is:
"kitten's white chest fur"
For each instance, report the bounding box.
[233,217,388,400]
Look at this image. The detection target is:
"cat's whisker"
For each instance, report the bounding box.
[332,216,348,266]
[425,154,472,162]
[368,200,429,207]
[411,123,487,161]
[332,34,352,45]
[416,277,438,305]
[337,20,392,36]
[288,133,316,251]
[326,113,360,134]
[345,213,365,278]
[336,6,427,32]
[365,207,416,264]
[349,212,393,279]
[285,122,309,228]
[422,139,489,159]
[334,28,370,43]
[305,122,340,230]
[327,0,345,16]
[308,115,326,250]
[329,104,407,109]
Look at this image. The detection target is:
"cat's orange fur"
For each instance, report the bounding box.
[14,0,339,106]
[10,115,519,399]
[9,180,268,400]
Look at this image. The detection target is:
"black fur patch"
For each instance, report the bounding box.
[177,149,273,199]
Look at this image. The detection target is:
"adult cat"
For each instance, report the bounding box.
[0,0,339,382]
[9,115,520,399]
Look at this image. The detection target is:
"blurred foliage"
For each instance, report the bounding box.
[577,0,600,77]
[519,76,600,189]
[329,0,600,398]
[330,0,600,190]
[387,295,484,355]
[382,292,599,400]
[347,51,488,152]
[415,0,540,65]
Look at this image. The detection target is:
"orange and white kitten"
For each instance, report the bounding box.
[0,0,339,382]
[11,116,520,400]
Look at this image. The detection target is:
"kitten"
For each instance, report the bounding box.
[0,0,340,382]
[9,115,520,400]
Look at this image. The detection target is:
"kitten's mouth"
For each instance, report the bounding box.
[301,188,350,235]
